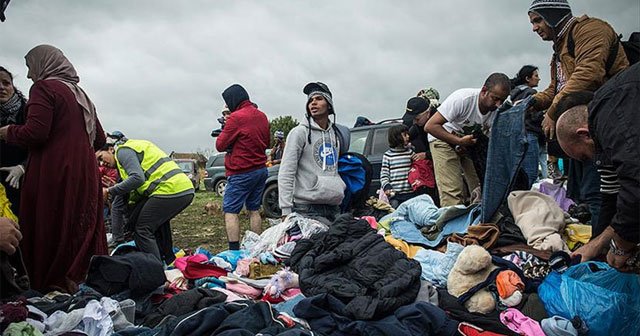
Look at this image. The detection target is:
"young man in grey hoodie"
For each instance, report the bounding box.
[277,82,346,224]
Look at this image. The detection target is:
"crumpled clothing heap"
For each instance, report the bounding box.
[243,213,328,259]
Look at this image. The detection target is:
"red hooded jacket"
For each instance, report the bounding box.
[215,100,270,176]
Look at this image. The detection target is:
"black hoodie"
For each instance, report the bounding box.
[222,84,250,112]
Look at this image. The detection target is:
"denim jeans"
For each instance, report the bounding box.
[566,159,601,225]
[481,98,534,223]
[538,144,548,179]
[521,132,540,187]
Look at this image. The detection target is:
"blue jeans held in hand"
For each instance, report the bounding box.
[481,98,534,223]
[223,167,268,214]
[521,132,540,186]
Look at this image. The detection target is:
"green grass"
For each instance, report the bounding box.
[171,189,269,253]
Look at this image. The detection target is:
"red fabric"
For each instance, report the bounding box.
[182,259,227,279]
[215,100,270,176]
[261,292,285,304]
[458,322,508,336]
[6,80,107,293]
[408,159,436,190]
[98,166,118,187]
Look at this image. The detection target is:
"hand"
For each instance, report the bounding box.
[457,135,477,147]
[572,240,604,263]
[411,152,426,161]
[101,175,116,187]
[0,126,9,140]
[0,165,25,189]
[102,188,110,201]
[542,115,555,140]
[606,249,632,272]
[0,217,22,255]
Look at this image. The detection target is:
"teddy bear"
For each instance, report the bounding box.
[447,245,497,314]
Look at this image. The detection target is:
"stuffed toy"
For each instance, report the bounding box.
[447,245,497,314]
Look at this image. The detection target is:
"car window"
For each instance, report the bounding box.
[349,129,369,155]
[371,128,390,156]
[213,155,224,166]
[177,161,194,172]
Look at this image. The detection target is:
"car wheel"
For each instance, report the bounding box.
[214,178,227,197]
[262,183,281,218]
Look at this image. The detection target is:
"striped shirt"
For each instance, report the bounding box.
[380,147,413,194]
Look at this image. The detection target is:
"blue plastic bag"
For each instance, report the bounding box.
[538,261,640,336]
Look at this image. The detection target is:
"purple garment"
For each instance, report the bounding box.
[500,308,545,336]
[539,181,575,211]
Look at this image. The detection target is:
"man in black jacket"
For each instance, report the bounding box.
[556,63,639,271]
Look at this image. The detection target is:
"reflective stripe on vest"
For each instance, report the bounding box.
[115,140,193,198]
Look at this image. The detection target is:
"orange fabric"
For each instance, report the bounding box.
[496,270,524,299]
[384,235,423,258]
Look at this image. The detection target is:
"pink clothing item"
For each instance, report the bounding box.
[281,288,302,300]
[359,216,378,229]
[226,282,262,299]
[499,308,545,336]
[174,254,208,272]
[211,287,245,302]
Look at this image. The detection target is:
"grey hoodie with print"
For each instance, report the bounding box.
[277,118,346,216]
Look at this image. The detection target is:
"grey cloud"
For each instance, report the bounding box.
[1,0,638,152]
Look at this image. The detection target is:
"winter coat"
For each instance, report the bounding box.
[288,215,422,320]
[533,15,629,120]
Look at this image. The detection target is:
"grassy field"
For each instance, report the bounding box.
[171,188,269,253]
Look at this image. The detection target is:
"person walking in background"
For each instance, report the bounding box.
[0,45,107,293]
[216,84,270,251]
[96,135,194,264]
[0,66,28,216]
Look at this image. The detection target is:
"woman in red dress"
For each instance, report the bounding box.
[0,45,107,293]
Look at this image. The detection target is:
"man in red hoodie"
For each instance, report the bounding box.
[215,84,270,251]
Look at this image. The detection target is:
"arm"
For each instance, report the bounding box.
[380,153,392,191]
[107,148,145,196]
[610,169,640,246]
[6,82,54,147]
[547,22,621,120]
[215,113,239,152]
[277,128,304,215]
[425,112,466,146]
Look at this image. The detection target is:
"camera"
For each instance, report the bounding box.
[210,116,226,138]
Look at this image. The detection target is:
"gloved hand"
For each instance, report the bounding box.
[0,165,25,189]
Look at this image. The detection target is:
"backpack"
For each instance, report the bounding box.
[338,152,372,212]
[567,24,640,72]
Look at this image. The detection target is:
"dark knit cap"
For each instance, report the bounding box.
[304,82,334,115]
[528,0,572,28]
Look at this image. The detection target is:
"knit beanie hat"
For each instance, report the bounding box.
[303,82,334,115]
[528,0,572,28]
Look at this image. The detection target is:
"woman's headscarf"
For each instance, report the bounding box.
[24,45,97,145]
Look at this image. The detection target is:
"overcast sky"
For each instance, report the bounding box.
[1,1,638,153]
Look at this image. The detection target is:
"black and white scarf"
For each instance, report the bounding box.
[0,93,24,125]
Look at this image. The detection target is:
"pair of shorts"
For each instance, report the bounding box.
[222,168,268,214]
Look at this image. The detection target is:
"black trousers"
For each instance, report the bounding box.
[129,193,194,264]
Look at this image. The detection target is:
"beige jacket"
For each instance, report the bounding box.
[533,15,629,120]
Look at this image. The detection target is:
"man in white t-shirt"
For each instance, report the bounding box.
[425,73,510,206]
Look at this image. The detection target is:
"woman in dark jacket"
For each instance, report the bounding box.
[0,66,29,215]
